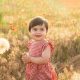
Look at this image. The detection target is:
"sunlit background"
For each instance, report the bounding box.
[0,0,80,80]
[59,0,80,8]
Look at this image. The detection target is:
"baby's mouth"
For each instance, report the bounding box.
[35,35,42,37]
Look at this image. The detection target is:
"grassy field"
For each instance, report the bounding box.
[0,0,80,80]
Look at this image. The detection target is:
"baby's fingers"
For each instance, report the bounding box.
[22,55,26,61]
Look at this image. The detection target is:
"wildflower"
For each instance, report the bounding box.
[9,23,17,32]
[0,38,10,54]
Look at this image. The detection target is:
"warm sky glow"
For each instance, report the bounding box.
[59,0,80,8]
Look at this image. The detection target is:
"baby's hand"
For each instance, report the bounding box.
[22,52,30,64]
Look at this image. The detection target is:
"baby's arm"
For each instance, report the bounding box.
[29,45,51,64]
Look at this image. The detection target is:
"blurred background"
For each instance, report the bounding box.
[0,0,80,80]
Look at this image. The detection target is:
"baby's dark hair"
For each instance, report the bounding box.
[29,16,48,32]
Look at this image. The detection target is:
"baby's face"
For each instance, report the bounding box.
[30,24,47,41]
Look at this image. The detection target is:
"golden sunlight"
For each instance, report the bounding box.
[59,0,80,8]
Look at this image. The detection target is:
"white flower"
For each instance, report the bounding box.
[0,38,10,54]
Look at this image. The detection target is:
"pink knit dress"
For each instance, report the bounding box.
[25,39,57,80]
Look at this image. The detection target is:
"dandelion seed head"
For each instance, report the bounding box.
[0,38,10,54]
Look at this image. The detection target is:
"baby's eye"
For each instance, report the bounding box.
[40,28,44,31]
[33,28,37,31]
